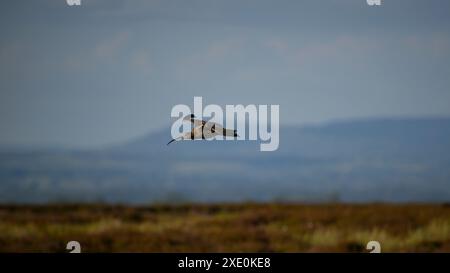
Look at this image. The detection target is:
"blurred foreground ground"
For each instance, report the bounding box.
[0,203,449,252]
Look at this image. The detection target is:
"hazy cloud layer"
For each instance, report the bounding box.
[0,0,449,147]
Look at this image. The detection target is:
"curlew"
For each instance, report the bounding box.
[167,114,238,145]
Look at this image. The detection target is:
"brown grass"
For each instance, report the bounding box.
[0,203,449,252]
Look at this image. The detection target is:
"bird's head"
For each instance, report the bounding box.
[183,114,195,121]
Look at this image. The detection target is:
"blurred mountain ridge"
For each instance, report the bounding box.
[1,117,450,203]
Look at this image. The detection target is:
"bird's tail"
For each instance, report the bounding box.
[222,128,238,137]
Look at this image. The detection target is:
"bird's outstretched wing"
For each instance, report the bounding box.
[167,125,205,145]
[183,114,201,127]
[183,114,222,128]
[202,122,239,138]
[175,114,238,141]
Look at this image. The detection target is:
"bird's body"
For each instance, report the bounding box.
[167,114,238,145]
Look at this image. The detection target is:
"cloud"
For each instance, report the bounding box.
[293,36,382,65]
[404,32,450,57]
[264,38,289,53]
[129,50,152,74]
[206,39,243,59]
[174,37,245,80]
[64,30,144,71]
[0,42,26,74]
[94,31,130,59]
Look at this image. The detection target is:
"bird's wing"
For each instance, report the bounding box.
[190,119,205,127]
[192,125,206,139]
[202,123,217,139]
[202,122,238,138]
[186,117,222,128]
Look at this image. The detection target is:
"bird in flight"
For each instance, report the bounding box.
[167,114,238,145]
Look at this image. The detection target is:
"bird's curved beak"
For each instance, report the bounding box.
[167,139,176,145]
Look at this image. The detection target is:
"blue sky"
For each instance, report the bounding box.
[1,0,450,148]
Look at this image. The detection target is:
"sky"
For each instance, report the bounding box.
[0,0,450,148]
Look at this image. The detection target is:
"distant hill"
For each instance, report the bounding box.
[1,118,450,203]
